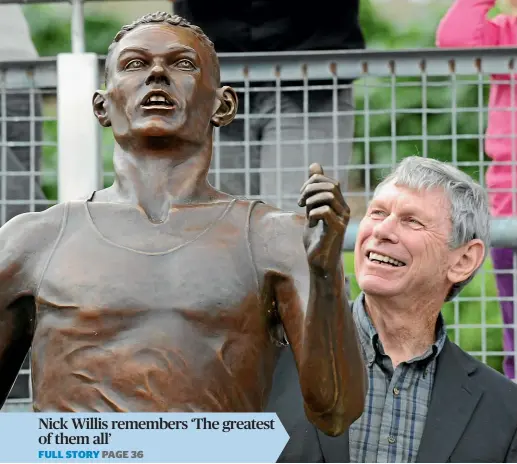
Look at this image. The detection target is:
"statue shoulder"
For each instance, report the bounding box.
[248,202,307,271]
[0,202,69,259]
[249,202,305,234]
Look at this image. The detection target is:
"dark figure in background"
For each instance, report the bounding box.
[171,0,364,211]
[0,12,366,436]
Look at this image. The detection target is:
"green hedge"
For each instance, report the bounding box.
[24,1,506,374]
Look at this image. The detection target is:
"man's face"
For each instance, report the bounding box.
[103,23,218,145]
[354,182,454,300]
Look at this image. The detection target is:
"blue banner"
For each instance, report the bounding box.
[0,413,289,463]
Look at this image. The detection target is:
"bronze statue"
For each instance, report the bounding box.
[0,12,365,436]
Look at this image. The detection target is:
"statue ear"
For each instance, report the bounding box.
[92,90,111,127]
[211,86,238,127]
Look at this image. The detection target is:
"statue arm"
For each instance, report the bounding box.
[0,205,66,407]
[250,206,366,437]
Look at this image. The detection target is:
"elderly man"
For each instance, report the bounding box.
[268,156,517,462]
[0,11,366,435]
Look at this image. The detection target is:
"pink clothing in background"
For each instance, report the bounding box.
[437,0,517,381]
[437,0,517,217]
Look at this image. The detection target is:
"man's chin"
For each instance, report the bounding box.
[358,276,404,297]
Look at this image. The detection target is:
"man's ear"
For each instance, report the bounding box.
[447,238,485,285]
[92,90,111,127]
[211,86,238,128]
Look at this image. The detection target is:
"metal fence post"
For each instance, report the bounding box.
[71,0,86,54]
[57,53,101,202]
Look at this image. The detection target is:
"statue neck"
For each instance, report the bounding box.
[104,137,226,222]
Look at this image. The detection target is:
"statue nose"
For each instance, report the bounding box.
[146,64,170,86]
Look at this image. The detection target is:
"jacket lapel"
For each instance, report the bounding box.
[317,428,350,463]
[417,339,483,462]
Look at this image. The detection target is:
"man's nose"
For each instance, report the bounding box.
[372,215,399,243]
[145,62,170,86]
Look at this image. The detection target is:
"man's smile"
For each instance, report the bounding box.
[365,250,406,267]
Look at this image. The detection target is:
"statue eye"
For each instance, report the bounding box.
[125,60,145,70]
[176,59,195,71]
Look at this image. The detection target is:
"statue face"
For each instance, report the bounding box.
[103,23,219,146]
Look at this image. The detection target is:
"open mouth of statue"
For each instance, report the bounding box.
[367,252,406,267]
[141,92,176,110]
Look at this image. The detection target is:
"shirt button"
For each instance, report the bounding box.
[393,387,400,395]
[388,435,396,444]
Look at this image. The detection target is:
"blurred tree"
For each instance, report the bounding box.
[22,0,505,372]
[351,0,499,191]
[23,0,499,212]
[22,4,120,200]
[353,0,503,373]
[23,5,120,56]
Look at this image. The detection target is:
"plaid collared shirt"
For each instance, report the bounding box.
[348,294,447,463]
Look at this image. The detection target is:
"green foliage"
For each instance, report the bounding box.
[24,0,506,374]
[354,2,504,372]
[23,4,121,197]
[23,5,120,56]
[359,0,438,49]
[352,75,491,189]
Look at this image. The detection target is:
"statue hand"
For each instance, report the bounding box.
[298,163,350,276]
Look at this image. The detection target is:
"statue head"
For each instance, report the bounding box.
[93,12,238,151]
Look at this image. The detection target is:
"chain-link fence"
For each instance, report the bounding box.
[0,58,58,409]
[106,48,517,378]
[1,0,516,409]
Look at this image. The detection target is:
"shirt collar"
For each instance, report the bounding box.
[352,292,447,367]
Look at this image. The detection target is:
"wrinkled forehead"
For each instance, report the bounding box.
[371,181,450,217]
[109,23,215,74]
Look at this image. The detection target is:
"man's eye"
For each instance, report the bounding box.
[369,210,386,218]
[175,59,195,70]
[407,218,423,227]
[125,60,145,70]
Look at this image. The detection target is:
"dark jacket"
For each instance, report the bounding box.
[174,0,365,53]
[267,339,517,463]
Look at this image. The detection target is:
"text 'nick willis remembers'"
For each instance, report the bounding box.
[38,417,191,446]
[40,417,190,432]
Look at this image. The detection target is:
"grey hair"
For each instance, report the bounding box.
[374,156,490,301]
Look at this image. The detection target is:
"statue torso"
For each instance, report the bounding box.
[32,199,278,412]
